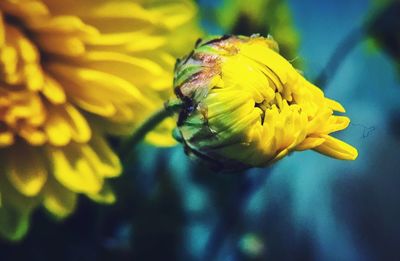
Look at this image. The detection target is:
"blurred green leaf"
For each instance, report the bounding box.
[216,0,300,62]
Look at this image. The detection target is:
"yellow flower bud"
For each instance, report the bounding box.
[172,35,358,169]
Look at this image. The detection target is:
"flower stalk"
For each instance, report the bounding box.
[315,26,365,88]
[119,100,183,163]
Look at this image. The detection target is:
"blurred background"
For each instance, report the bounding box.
[1,0,400,260]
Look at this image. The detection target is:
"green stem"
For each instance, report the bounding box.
[118,100,181,162]
[315,26,365,89]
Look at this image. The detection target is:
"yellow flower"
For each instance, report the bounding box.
[0,0,200,240]
[173,35,358,170]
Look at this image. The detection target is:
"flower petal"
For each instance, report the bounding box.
[43,177,77,219]
[47,145,103,194]
[87,183,116,204]
[0,205,30,241]
[313,134,358,160]
[83,134,121,178]
[6,145,47,197]
[295,136,326,151]
[42,75,66,104]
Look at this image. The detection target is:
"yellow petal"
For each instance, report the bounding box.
[239,41,292,84]
[125,35,168,52]
[44,106,72,146]
[0,45,18,77]
[18,126,46,146]
[313,134,358,160]
[272,148,289,162]
[0,131,14,147]
[0,169,41,210]
[0,12,5,45]
[43,1,152,22]
[64,104,91,143]
[47,63,148,119]
[23,64,44,91]
[295,136,325,151]
[325,97,346,113]
[144,117,178,147]
[36,34,85,56]
[44,104,91,145]
[43,178,77,219]
[85,134,121,178]
[47,145,103,194]
[81,51,164,75]
[6,145,48,197]
[32,16,98,37]
[87,183,116,204]
[86,32,165,50]
[148,1,197,29]
[16,31,39,63]
[52,63,146,101]
[41,75,66,104]
[0,0,48,20]
[320,116,350,134]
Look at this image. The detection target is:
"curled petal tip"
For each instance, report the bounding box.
[314,135,358,161]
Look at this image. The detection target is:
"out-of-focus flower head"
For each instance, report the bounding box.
[172,35,357,170]
[0,0,200,240]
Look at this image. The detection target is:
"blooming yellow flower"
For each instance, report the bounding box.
[0,0,200,240]
[173,35,358,170]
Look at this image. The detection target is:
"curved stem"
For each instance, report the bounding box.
[118,100,181,163]
[315,26,365,88]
